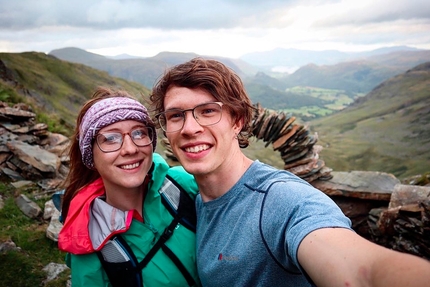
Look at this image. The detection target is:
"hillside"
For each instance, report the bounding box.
[365,50,430,69]
[279,60,403,93]
[244,81,325,110]
[244,61,398,120]
[310,62,430,178]
[0,52,151,129]
[245,60,409,95]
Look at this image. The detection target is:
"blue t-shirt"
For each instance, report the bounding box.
[196,160,352,287]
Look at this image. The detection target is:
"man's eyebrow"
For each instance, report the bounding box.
[164,107,183,111]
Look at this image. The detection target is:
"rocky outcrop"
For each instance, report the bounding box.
[0,101,69,189]
[313,172,430,259]
[368,184,430,259]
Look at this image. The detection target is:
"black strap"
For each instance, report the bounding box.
[161,244,196,286]
[137,209,196,286]
[97,235,143,287]
[259,182,317,286]
[162,175,197,232]
[259,185,290,272]
[137,216,180,269]
[134,175,197,285]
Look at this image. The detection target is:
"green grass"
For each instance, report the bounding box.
[0,182,69,287]
[0,86,26,104]
[280,86,365,120]
[281,105,333,119]
[36,112,71,136]
[1,52,151,128]
[243,138,285,169]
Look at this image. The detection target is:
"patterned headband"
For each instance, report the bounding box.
[79,97,157,169]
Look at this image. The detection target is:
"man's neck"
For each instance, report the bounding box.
[196,154,253,202]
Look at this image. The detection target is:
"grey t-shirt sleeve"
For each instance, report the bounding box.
[260,179,352,272]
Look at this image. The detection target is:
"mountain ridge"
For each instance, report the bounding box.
[49,46,430,102]
[239,46,424,70]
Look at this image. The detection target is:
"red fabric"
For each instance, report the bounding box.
[58,178,105,253]
[58,178,141,254]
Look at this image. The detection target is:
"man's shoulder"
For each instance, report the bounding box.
[246,160,306,190]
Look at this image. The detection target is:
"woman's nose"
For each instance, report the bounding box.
[120,134,138,154]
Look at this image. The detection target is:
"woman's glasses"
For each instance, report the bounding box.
[95,126,154,152]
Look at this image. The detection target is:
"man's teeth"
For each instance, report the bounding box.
[185,144,210,153]
[121,162,140,169]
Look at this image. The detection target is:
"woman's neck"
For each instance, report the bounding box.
[105,185,146,217]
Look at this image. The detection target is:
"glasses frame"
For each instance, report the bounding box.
[156,102,224,133]
[95,126,154,153]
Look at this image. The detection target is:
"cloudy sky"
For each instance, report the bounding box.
[1,0,429,59]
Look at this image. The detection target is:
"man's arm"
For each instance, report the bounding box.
[298,227,430,287]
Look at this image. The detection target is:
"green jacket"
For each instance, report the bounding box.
[60,153,200,287]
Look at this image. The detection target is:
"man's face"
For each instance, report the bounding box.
[163,86,242,178]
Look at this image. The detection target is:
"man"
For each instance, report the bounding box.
[150,58,430,286]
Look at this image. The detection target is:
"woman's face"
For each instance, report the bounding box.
[92,120,153,193]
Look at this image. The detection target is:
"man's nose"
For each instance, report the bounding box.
[181,110,203,133]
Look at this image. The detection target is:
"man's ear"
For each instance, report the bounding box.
[233,117,244,134]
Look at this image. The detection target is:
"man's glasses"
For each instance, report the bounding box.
[95,127,154,152]
[156,102,223,133]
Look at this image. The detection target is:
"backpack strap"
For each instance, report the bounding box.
[160,174,197,232]
[161,244,196,286]
[137,214,180,269]
[97,175,197,287]
[97,235,143,287]
[137,174,196,269]
[153,175,197,286]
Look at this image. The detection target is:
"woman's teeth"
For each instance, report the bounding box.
[120,162,140,169]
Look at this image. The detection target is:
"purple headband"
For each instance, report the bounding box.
[79,97,157,169]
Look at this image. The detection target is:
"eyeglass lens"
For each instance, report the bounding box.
[96,127,153,152]
[158,102,222,132]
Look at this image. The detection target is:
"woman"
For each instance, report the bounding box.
[58,87,200,287]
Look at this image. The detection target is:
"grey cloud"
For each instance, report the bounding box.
[0,0,305,30]
[315,0,430,27]
[2,0,427,57]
